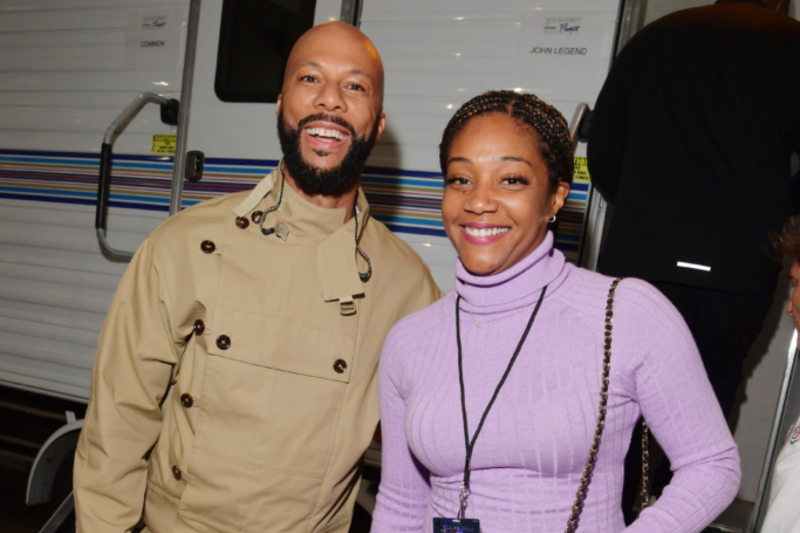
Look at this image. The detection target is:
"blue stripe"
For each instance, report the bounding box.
[381,223,446,237]
[361,176,444,189]
[205,157,280,167]
[363,166,441,179]
[371,215,442,228]
[0,148,173,163]
[203,165,272,175]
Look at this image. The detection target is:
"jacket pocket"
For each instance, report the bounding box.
[194,309,355,477]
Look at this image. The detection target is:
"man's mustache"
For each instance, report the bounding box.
[296,114,357,138]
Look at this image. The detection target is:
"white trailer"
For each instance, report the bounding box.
[0,0,795,531]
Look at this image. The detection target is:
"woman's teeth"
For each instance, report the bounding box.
[306,127,346,141]
[464,226,509,237]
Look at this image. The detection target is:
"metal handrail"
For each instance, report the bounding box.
[569,102,591,153]
[749,332,799,532]
[95,92,171,261]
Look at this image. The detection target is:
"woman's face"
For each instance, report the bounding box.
[442,112,570,276]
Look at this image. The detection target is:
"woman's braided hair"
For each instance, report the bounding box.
[439,90,574,194]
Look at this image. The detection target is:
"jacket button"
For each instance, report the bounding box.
[172,465,182,480]
[201,240,216,254]
[235,216,249,229]
[333,359,347,374]
[180,393,194,408]
[216,335,231,350]
[193,319,205,336]
[251,211,263,223]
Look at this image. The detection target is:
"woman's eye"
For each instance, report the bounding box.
[502,176,528,185]
[445,176,469,186]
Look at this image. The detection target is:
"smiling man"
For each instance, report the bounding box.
[73,22,440,533]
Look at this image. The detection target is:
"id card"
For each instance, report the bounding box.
[433,517,480,533]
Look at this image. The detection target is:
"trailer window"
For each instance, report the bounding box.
[215,0,317,103]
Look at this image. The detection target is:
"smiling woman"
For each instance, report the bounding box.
[441,111,570,276]
[371,91,741,533]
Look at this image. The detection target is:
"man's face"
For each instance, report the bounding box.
[277,107,380,197]
[276,23,386,196]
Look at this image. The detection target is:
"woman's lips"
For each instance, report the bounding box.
[461,225,509,245]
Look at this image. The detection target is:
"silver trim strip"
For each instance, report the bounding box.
[170,0,202,216]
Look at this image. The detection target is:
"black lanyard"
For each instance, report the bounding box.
[455,285,547,519]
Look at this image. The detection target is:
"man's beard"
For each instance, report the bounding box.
[277,110,380,197]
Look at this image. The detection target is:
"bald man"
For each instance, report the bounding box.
[73,22,441,533]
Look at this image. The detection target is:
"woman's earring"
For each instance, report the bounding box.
[548,214,557,224]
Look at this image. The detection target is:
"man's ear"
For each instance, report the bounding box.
[373,112,387,145]
[276,94,282,118]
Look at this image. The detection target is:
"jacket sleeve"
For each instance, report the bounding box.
[587,53,630,206]
[616,280,741,533]
[371,324,432,532]
[74,238,181,532]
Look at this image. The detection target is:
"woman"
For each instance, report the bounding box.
[371,91,740,532]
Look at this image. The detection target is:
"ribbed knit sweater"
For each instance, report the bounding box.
[371,233,740,533]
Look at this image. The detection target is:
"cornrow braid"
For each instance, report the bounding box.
[439,90,574,194]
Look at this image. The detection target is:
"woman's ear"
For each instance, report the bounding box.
[550,181,571,217]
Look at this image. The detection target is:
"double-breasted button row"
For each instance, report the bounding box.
[251,211,263,223]
[180,393,194,408]
[172,465,182,480]
[201,240,215,254]
[193,319,205,336]
[216,335,231,350]
[235,217,249,229]
[333,359,348,374]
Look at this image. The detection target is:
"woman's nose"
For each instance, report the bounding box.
[464,182,497,214]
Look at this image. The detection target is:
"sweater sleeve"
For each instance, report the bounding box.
[74,238,180,532]
[615,280,740,533]
[371,322,432,532]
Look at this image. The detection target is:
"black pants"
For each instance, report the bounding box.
[621,282,775,523]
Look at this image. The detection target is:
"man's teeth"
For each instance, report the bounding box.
[464,227,509,237]
[306,127,346,141]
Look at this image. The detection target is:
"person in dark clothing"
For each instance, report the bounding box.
[587,0,800,522]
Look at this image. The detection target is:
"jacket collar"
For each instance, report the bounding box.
[232,162,369,306]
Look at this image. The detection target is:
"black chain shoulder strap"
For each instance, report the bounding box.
[564,278,650,532]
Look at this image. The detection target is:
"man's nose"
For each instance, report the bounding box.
[313,82,347,113]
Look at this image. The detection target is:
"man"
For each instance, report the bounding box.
[587,0,800,520]
[74,22,441,533]
[588,0,800,419]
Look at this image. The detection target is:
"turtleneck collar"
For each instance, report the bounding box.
[455,231,566,315]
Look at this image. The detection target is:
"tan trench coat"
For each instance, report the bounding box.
[74,164,442,533]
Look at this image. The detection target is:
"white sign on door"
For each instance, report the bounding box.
[125,8,184,67]
[515,9,614,94]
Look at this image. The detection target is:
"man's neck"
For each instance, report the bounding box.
[282,169,359,223]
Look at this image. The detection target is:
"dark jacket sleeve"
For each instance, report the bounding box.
[587,55,630,206]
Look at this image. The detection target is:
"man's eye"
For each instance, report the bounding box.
[300,74,318,83]
[347,82,365,91]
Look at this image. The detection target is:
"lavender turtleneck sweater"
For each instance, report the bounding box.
[371,233,740,533]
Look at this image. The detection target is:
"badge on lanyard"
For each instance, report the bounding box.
[433,517,481,533]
